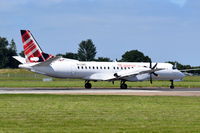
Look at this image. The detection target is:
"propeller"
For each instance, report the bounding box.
[149,61,159,84]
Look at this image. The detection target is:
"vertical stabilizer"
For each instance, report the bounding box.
[20,30,54,63]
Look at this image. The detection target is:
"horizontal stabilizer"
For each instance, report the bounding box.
[12,56,26,64]
[33,56,61,67]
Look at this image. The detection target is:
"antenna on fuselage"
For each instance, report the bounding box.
[173,62,177,69]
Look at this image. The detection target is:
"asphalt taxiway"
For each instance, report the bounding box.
[0,87,200,96]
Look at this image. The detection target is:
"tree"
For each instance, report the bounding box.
[57,52,78,60]
[77,39,97,61]
[19,50,25,57]
[167,61,191,70]
[120,50,151,62]
[95,57,112,62]
[0,38,19,68]
[6,39,19,68]
[64,52,78,60]
[0,37,9,68]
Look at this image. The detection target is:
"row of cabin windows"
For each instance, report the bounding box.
[77,66,135,70]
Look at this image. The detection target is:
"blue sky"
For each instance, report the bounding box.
[0,0,200,66]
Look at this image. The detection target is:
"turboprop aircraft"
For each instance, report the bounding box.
[13,30,185,89]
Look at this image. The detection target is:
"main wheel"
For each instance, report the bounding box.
[170,85,174,89]
[120,84,127,89]
[85,83,92,89]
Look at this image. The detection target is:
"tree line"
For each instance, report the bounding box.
[0,37,19,68]
[56,39,151,62]
[0,36,199,74]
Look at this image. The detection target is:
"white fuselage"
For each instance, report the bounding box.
[20,58,185,82]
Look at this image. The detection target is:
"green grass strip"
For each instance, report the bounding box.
[0,94,200,132]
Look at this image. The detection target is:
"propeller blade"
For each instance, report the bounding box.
[150,60,152,68]
[152,63,158,69]
[152,72,158,77]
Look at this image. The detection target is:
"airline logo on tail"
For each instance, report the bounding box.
[21,30,54,63]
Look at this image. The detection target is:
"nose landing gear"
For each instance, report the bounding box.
[170,80,174,89]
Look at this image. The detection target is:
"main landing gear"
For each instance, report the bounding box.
[120,80,128,89]
[85,80,92,89]
[84,80,128,89]
[170,80,174,89]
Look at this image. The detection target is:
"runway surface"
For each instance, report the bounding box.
[0,87,200,96]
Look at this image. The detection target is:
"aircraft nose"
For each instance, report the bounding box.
[177,70,185,79]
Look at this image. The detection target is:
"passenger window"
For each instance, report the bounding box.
[85,66,87,69]
[81,66,84,69]
[96,67,98,69]
[104,67,106,69]
[108,67,110,69]
[77,66,80,69]
[93,66,95,69]
[113,67,115,69]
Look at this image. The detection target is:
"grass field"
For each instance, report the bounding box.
[0,69,200,88]
[0,94,200,132]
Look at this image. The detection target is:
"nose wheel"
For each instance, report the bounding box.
[120,80,128,89]
[85,81,92,89]
[170,80,174,89]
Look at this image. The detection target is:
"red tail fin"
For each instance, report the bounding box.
[21,30,54,63]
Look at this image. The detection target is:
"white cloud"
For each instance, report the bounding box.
[170,0,187,7]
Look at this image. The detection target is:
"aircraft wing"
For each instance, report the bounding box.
[180,68,200,72]
[85,68,164,81]
[84,73,116,81]
[111,68,164,80]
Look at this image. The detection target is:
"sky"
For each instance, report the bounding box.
[0,0,200,66]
